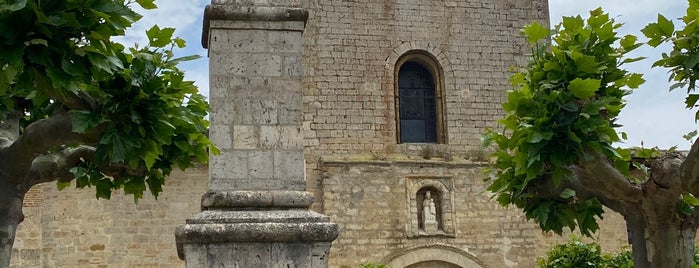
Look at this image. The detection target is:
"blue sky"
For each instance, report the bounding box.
[120,0,695,149]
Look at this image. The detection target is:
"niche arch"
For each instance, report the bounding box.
[406,177,455,237]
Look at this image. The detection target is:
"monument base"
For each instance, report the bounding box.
[175,191,339,268]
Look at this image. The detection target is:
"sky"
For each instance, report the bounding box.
[119,0,695,149]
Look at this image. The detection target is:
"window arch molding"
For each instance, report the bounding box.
[394,51,447,144]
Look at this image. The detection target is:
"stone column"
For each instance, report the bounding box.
[175,2,339,267]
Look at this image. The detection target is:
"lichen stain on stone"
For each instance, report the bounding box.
[89,244,105,251]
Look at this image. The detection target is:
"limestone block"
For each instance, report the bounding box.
[260,125,303,149]
[269,31,303,53]
[248,150,274,179]
[283,56,302,77]
[209,124,232,150]
[232,125,258,149]
[277,99,303,124]
[209,98,242,125]
[210,150,248,182]
[270,78,302,99]
[208,29,270,53]
[213,54,282,77]
[243,99,277,124]
[274,150,304,181]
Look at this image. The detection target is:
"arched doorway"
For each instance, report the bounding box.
[406,260,461,268]
[382,244,486,268]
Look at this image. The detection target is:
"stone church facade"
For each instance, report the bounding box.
[12,0,631,267]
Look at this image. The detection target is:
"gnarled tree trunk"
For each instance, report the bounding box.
[0,176,25,267]
[625,210,697,268]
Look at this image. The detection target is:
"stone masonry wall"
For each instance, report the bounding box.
[301,0,549,212]
[11,166,208,268]
[319,157,630,267]
[300,0,628,267]
[12,165,629,267]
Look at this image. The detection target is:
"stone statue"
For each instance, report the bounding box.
[422,191,438,233]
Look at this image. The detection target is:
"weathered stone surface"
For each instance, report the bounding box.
[181,242,331,268]
[176,218,339,244]
[200,191,314,209]
[178,3,338,268]
[202,5,307,48]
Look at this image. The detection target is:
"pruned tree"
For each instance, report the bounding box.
[484,2,699,267]
[0,0,215,265]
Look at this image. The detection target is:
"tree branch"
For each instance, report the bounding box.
[528,163,639,214]
[51,90,99,111]
[22,145,149,191]
[23,146,96,189]
[3,111,103,183]
[0,111,21,149]
[681,138,699,194]
[574,156,643,203]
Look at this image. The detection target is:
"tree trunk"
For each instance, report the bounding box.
[626,212,696,268]
[0,177,24,267]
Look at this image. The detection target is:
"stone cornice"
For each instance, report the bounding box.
[202,4,308,48]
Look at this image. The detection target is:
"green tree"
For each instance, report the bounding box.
[484,1,699,267]
[0,0,215,265]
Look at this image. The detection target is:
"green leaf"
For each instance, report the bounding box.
[27,39,48,47]
[682,193,699,206]
[136,0,157,10]
[0,0,27,11]
[481,131,494,147]
[72,110,102,133]
[173,37,186,48]
[522,21,550,44]
[626,73,645,89]
[568,78,601,99]
[95,178,113,199]
[124,177,146,201]
[619,35,640,51]
[57,181,71,191]
[169,55,201,64]
[657,14,675,36]
[560,188,576,199]
[146,25,175,48]
[686,94,699,108]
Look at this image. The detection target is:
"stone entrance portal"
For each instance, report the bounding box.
[407,260,462,268]
[382,244,486,268]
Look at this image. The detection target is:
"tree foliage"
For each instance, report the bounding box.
[485,2,699,265]
[483,7,646,235]
[0,0,216,200]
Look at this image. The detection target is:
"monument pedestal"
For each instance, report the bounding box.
[176,191,338,267]
[176,3,339,267]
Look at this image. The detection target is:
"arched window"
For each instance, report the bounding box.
[395,52,445,143]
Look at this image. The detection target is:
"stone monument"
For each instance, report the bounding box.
[175,1,339,267]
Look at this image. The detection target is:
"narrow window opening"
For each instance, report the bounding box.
[399,62,437,143]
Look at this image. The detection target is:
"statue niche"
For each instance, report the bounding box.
[417,187,442,234]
